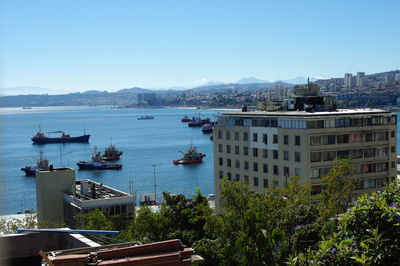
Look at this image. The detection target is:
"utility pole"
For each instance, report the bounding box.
[152,164,157,205]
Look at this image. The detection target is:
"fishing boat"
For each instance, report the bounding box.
[137,115,154,120]
[31,127,90,144]
[173,143,206,165]
[101,141,123,161]
[201,123,213,134]
[21,151,50,176]
[181,115,192,123]
[77,146,122,170]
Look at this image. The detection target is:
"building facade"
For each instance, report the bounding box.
[213,87,397,210]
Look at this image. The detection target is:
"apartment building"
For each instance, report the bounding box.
[213,84,397,209]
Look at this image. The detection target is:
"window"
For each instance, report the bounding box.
[310,152,321,162]
[273,134,278,144]
[376,147,388,156]
[284,167,289,176]
[295,168,301,176]
[350,149,363,159]
[337,150,349,158]
[227,159,231,167]
[244,175,249,183]
[235,174,240,181]
[244,146,249,156]
[364,179,376,189]
[254,177,259,187]
[337,134,349,144]
[364,148,375,158]
[253,162,258,172]
[263,164,268,173]
[219,157,223,166]
[218,131,222,139]
[235,160,240,169]
[363,163,375,173]
[322,135,335,145]
[244,161,249,170]
[310,136,321,146]
[284,135,289,145]
[295,136,301,146]
[273,165,279,175]
[253,133,258,142]
[377,162,388,172]
[391,131,395,138]
[377,132,388,141]
[273,150,278,159]
[226,145,231,154]
[235,145,239,155]
[227,172,232,180]
[322,151,336,161]
[263,149,268,158]
[377,178,386,187]
[263,179,269,188]
[350,133,362,143]
[218,144,222,152]
[219,171,223,179]
[391,146,395,153]
[263,134,268,144]
[226,131,231,140]
[365,133,375,142]
[253,148,258,157]
[295,152,301,162]
[243,132,249,141]
[235,132,239,140]
[310,169,320,179]
[392,161,396,168]
[284,151,289,161]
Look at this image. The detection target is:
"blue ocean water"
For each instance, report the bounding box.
[0,106,226,215]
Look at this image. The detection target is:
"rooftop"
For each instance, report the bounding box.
[74,179,131,201]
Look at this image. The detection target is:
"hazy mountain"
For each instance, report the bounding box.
[281,77,318,85]
[194,81,225,88]
[237,77,270,84]
[116,87,150,94]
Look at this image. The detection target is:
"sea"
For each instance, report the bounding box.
[0,106,230,215]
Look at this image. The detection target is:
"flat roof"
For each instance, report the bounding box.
[219,108,393,118]
[74,179,131,201]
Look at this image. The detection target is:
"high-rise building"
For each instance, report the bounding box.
[356,72,366,88]
[213,84,397,210]
[344,73,353,89]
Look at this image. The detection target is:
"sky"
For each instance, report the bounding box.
[1,0,399,94]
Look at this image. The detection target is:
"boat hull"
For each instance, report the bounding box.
[173,153,206,165]
[77,161,122,170]
[21,166,48,176]
[32,135,90,144]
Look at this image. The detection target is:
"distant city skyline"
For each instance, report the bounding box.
[1,0,399,94]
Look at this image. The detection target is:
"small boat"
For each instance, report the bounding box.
[173,143,206,165]
[202,123,213,134]
[22,106,32,109]
[21,151,50,176]
[32,128,90,144]
[181,115,192,123]
[137,115,154,120]
[188,114,210,127]
[77,146,122,170]
[101,141,123,161]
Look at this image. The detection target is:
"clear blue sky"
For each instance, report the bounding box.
[1,0,399,93]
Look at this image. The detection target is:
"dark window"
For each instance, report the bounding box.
[226,145,231,154]
[253,148,258,157]
[218,131,222,139]
[243,132,249,141]
[219,171,223,179]
[392,161,396,168]
[235,174,240,181]
[227,159,231,167]
[295,136,301,146]
[227,172,232,180]
[253,133,258,142]
[218,144,222,152]
[273,165,279,175]
[391,131,395,138]
[263,149,268,158]
[263,179,269,188]
[226,131,230,140]
[244,146,249,156]
[263,164,268,173]
[235,160,240,169]
[284,167,289,176]
[322,135,335,145]
[235,132,239,140]
[244,175,249,183]
[253,162,258,172]
[244,161,249,170]
[254,177,259,187]
[295,152,301,162]
[273,150,278,160]
[263,134,268,144]
[284,151,289,161]
[310,152,321,162]
[273,134,278,144]
[219,157,223,166]
[235,145,239,155]
[391,146,395,153]
[284,135,289,145]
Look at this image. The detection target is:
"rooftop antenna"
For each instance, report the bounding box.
[152,164,157,206]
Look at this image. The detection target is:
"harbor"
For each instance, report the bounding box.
[0,106,223,215]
